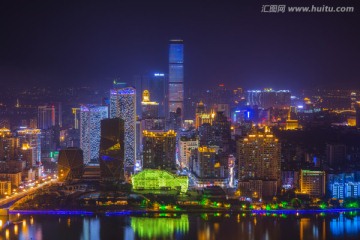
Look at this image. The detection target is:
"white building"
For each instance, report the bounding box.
[110,87,136,174]
[178,137,198,169]
[80,105,108,164]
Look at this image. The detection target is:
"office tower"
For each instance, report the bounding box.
[58,147,84,181]
[37,105,55,130]
[168,39,184,118]
[179,136,198,169]
[141,90,159,119]
[110,87,136,174]
[99,118,125,181]
[16,128,42,165]
[356,102,360,128]
[142,130,176,170]
[246,89,291,109]
[149,73,167,117]
[80,105,108,164]
[299,170,326,197]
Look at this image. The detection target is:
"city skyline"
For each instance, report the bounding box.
[1,1,359,90]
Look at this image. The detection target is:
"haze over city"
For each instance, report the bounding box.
[1,0,359,89]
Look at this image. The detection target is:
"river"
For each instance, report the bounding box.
[0,211,359,239]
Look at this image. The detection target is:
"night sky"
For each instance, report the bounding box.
[1,0,359,90]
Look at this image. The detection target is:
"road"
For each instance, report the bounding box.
[0,178,57,208]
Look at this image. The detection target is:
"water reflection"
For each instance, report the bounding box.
[0,212,359,239]
[130,214,189,239]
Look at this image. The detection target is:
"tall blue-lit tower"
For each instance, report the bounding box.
[168,39,184,119]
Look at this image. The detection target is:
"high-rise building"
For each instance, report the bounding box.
[37,105,55,130]
[179,136,198,169]
[80,105,108,164]
[0,128,16,161]
[168,39,184,118]
[142,130,176,170]
[195,101,214,128]
[16,128,42,165]
[99,118,125,181]
[110,87,136,174]
[299,170,326,197]
[72,108,81,129]
[141,90,159,119]
[212,111,231,152]
[19,142,36,167]
[237,129,281,184]
[191,146,228,187]
[58,147,84,181]
[149,73,167,117]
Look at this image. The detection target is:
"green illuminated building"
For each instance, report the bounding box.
[132,169,188,193]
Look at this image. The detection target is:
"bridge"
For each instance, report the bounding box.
[0,179,57,213]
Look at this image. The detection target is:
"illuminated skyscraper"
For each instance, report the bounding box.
[99,118,125,181]
[0,128,16,161]
[142,130,176,170]
[168,39,184,118]
[37,105,55,130]
[141,90,159,119]
[236,129,281,198]
[110,87,136,174]
[80,105,108,164]
[237,129,281,184]
[16,128,42,165]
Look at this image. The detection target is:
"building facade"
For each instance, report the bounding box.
[80,105,108,164]
[99,118,125,181]
[299,170,326,197]
[178,136,198,169]
[168,39,184,118]
[58,147,84,181]
[142,130,176,170]
[110,87,136,174]
[237,129,281,198]
[37,105,55,130]
[132,169,188,193]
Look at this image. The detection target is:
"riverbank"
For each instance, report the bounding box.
[7,207,360,216]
